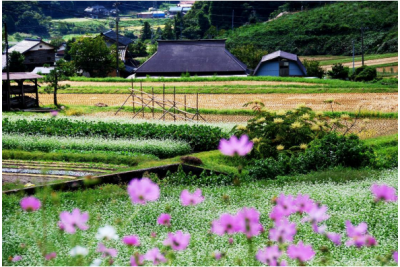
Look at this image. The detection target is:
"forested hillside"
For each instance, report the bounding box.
[225,1,398,55]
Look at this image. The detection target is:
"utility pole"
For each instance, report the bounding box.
[360,26,368,66]
[352,40,355,74]
[114,1,120,77]
[4,22,11,111]
[232,9,234,31]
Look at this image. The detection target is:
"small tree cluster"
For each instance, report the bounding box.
[303,59,325,78]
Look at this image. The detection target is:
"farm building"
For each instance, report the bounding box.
[84,5,109,18]
[137,11,165,18]
[254,50,307,77]
[7,39,55,71]
[2,72,42,111]
[134,39,248,77]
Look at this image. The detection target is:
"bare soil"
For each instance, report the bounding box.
[322,57,398,70]
[376,66,398,73]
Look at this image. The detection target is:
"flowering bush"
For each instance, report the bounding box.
[233,104,335,158]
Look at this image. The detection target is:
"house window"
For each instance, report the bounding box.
[39,45,43,48]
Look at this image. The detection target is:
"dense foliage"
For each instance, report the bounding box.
[7,51,26,72]
[350,65,378,82]
[248,133,376,180]
[327,63,350,80]
[302,60,325,78]
[233,104,337,159]
[226,1,398,55]
[2,118,228,152]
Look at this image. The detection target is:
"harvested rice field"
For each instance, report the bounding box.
[39,93,398,112]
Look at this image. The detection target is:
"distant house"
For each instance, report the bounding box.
[137,11,165,18]
[8,38,55,71]
[254,50,307,77]
[84,5,109,18]
[134,39,248,77]
[168,6,191,16]
[98,30,136,76]
[55,43,66,61]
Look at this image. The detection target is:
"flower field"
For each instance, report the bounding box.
[2,168,398,266]
[2,103,398,266]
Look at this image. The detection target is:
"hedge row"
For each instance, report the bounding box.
[2,118,228,152]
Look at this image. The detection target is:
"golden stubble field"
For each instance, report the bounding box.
[39,93,398,112]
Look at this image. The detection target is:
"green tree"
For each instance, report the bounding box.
[303,59,325,78]
[327,63,349,80]
[197,11,210,37]
[128,40,148,57]
[230,45,268,70]
[69,37,122,77]
[8,51,26,72]
[174,12,184,39]
[162,21,174,40]
[140,21,152,41]
[50,37,66,49]
[43,59,70,107]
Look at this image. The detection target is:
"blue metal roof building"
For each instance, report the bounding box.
[254,50,307,77]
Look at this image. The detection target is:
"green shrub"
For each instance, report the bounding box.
[234,104,337,159]
[248,133,376,180]
[327,63,349,80]
[350,65,378,81]
[302,59,325,78]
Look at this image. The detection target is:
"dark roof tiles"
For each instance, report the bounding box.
[135,40,247,75]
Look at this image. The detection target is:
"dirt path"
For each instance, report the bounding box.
[322,57,398,70]
[376,66,398,73]
[39,93,398,112]
[59,80,319,87]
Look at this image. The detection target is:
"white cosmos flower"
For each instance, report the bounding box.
[69,246,88,256]
[90,259,102,266]
[96,225,119,240]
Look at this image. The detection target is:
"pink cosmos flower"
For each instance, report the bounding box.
[218,135,253,156]
[301,205,330,224]
[59,208,89,234]
[127,178,160,205]
[45,252,57,260]
[157,214,171,226]
[130,254,144,266]
[237,207,263,238]
[346,235,377,248]
[269,205,286,222]
[151,232,157,238]
[294,194,315,213]
[12,255,22,262]
[50,110,58,117]
[122,235,140,246]
[228,238,234,244]
[20,196,41,212]
[144,248,166,265]
[269,218,297,243]
[326,232,341,246]
[163,231,191,251]
[211,213,241,236]
[312,223,327,234]
[393,251,398,263]
[97,243,118,258]
[279,260,288,266]
[276,194,297,216]
[213,251,223,260]
[180,189,204,206]
[371,184,398,202]
[345,221,368,238]
[256,245,282,266]
[287,241,315,262]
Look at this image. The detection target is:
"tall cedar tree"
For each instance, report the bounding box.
[162,22,174,40]
[140,21,152,41]
[174,12,184,39]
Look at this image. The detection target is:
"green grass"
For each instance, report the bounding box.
[2,168,397,266]
[372,63,399,69]
[319,53,398,66]
[67,76,398,88]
